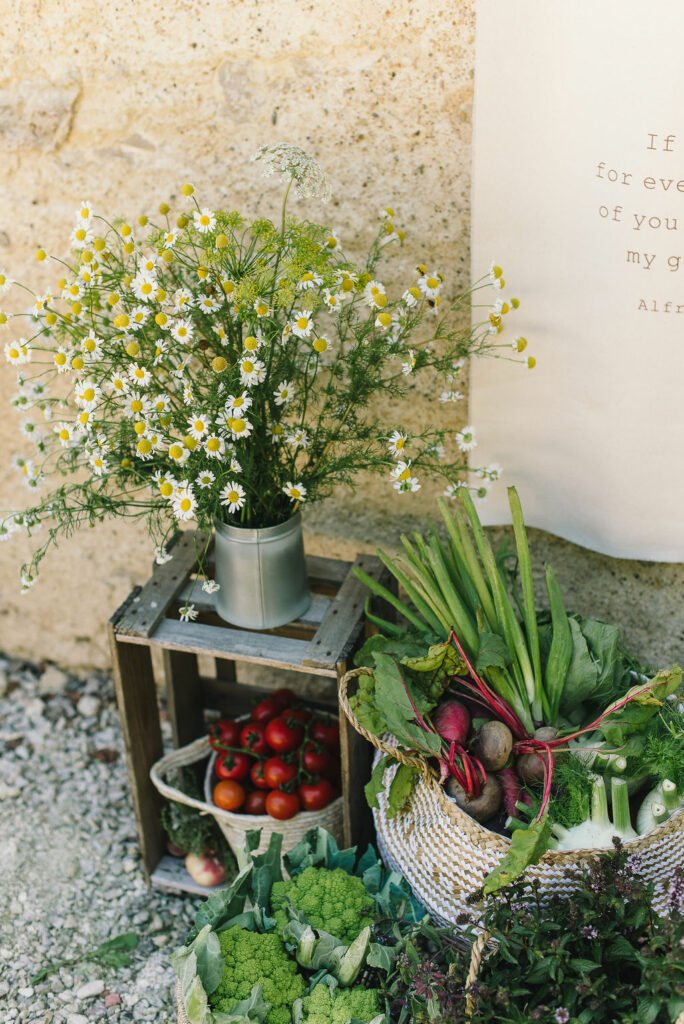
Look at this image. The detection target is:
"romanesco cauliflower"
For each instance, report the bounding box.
[213,926,305,1024]
[300,983,381,1024]
[271,866,375,944]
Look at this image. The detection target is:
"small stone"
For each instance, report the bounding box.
[0,981,9,996]
[67,1015,89,1024]
[76,694,100,718]
[0,783,20,799]
[19,986,33,997]
[122,858,136,873]
[104,993,121,1007]
[76,979,105,999]
[38,665,68,695]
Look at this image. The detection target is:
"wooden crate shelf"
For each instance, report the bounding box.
[109,531,390,895]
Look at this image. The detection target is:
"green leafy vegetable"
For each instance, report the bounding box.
[31,931,139,985]
[482,816,552,895]
[386,763,419,819]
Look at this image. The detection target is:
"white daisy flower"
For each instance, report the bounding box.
[20,571,36,592]
[0,268,13,295]
[322,229,340,250]
[220,480,246,514]
[322,289,343,312]
[238,358,266,387]
[173,288,194,311]
[440,390,465,403]
[283,481,307,503]
[154,545,173,564]
[480,463,503,482]
[172,485,197,521]
[108,372,128,395]
[187,414,210,440]
[375,311,394,331]
[391,459,421,493]
[202,579,220,594]
[167,441,191,466]
[455,425,477,453]
[197,293,220,314]
[179,603,198,622]
[291,311,314,338]
[123,391,150,419]
[75,200,93,225]
[402,287,421,308]
[131,273,157,303]
[88,451,108,476]
[70,225,94,249]
[61,281,83,303]
[418,272,443,300]
[171,319,193,344]
[74,380,101,411]
[401,350,416,375]
[152,470,177,498]
[242,333,264,354]
[0,515,19,542]
[229,456,242,474]
[4,340,30,366]
[227,416,253,440]
[213,324,229,345]
[20,418,39,439]
[52,347,70,373]
[312,335,330,354]
[274,381,293,406]
[297,271,322,291]
[204,434,226,458]
[162,230,178,249]
[196,469,216,489]
[286,428,309,450]
[253,297,271,318]
[193,208,216,234]
[388,431,408,457]
[128,305,150,331]
[489,262,504,288]
[225,391,253,418]
[128,364,152,388]
[268,423,285,444]
[363,280,387,309]
[444,481,468,499]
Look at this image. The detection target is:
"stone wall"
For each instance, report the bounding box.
[0,0,682,670]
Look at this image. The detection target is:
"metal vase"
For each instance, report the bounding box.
[213,512,310,629]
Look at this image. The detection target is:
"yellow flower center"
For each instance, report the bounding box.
[374,293,387,308]
[194,420,204,432]
[45,313,57,325]
[137,438,152,454]
[296,317,309,330]
[8,347,19,359]
[241,360,254,374]
[211,356,228,373]
[134,367,145,378]
[223,280,235,294]
[206,437,221,452]
[233,397,244,409]
[160,481,173,497]
[341,278,354,292]
[71,355,85,370]
[255,303,268,316]
[199,214,210,226]
[82,387,95,402]
[113,378,124,390]
[291,488,301,500]
[180,497,192,512]
[134,421,146,435]
[84,339,96,352]
[169,444,184,460]
[141,282,152,295]
[59,429,69,441]
[395,438,405,450]
[130,399,143,414]
[74,228,87,241]
[183,435,198,451]
[232,418,246,434]
[376,312,392,327]
[426,276,440,289]
[228,490,239,503]
[78,411,90,425]
[313,337,328,353]
[114,314,130,329]
[177,327,187,337]
[243,336,258,351]
[398,468,411,481]
[125,341,140,357]
[155,312,167,326]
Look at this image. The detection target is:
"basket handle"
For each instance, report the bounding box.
[465,930,490,1018]
[338,667,435,780]
[149,735,216,815]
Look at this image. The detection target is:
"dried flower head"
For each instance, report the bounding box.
[253,143,331,201]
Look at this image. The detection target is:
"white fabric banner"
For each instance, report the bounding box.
[470,1,684,560]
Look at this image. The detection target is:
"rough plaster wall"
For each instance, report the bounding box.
[0,0,681,670]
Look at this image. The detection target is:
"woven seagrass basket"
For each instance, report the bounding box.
[340,667,684,925]
[150,724,344,859]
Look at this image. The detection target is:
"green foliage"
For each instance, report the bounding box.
[296,982,381,1023]
[547,754,595,828]
[631,700,684,790]
[271,866,375,944]
[213,927,305,1024]
[31,932,139,985]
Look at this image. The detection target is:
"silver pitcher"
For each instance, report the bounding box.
[213,512,310,629]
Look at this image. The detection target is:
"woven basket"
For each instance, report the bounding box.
[339,667,684,925]
[150,731,344,860]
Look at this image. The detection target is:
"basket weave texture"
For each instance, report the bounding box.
[150,731,344,859]
[339,667,684,925]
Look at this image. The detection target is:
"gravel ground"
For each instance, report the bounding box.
[0,653,201,1024]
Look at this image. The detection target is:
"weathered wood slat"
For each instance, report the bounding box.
[108,624,166,878]
[175,583,331,629]
[164,650,205,747]
[336,656,374,850]
[303,554,385,670]
[115,530,209,638]
[128,618,338,675]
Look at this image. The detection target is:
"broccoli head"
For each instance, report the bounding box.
[300,983,382,1024]
[213,925,305,1024]
[271,866,375,944]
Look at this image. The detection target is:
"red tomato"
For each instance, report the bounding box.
[311,719,340,749]
[265,716,304,754]
[215,751,251,782]
[302,742,334,776]
[265,789,301,820]
[213,779,246,811]
[281,707,311,724]
[244,790,268,815]
[239,721,269,755]
[209,718,241,750]
[251,697,281,725]
[271,687,297,710]
[250,761,270,790]
[299,778,335,812]
[263,756,298,789]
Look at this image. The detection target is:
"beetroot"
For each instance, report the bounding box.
[498,767,524,818]
[472,720,513,771]
[432,699,471,746]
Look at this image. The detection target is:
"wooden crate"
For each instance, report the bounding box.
[108,530,391,894]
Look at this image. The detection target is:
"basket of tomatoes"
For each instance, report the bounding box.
[150,687,344,858]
